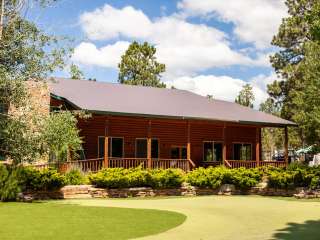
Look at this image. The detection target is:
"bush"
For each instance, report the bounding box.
[89,168,149,188]
[228,168,262,190]
[185,167,262,190]
[65,168,87,185]
[89,168,184,189]
[21,167,66,191]
[149,169,185,189]
[0,165,21,201]
[266,165,319,190]
[185,167,227,189]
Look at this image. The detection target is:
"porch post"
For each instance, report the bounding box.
[147,120,152,168]
[284,126,289,166]
[104,118,109,168]
[187,120,191,160]
[256,127,260,167]
[222,124,227,166]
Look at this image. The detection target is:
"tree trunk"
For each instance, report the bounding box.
[0,0,4,40]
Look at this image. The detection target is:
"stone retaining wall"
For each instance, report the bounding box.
[20,184,320,201]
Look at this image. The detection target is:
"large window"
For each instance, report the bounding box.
[233,143,252,160]
[0,103,8,114]
[98,137,124,158]
[203,142,222,162]
[171,146,187,159]
[135,138,159,158]
[0,103,8,161]
[0,139,5,161]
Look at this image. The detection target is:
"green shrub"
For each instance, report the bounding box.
[89,168,184,189]
[185,167,227,189]
[266,165,318,190]
[89,168,148,188]
[21,167,66,191]
[228,168,262,190]
[0,165,21,201]
[149,169,185,189]
[186,167,262,190]
[65,168,87,185]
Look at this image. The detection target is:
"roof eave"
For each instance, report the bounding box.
[50,92,297,128]
[89,109,297,127]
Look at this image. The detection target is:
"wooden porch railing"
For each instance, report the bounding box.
[108,158,148,169]
[225,160,257,168]
[32,158,287,172]
[152,159,192,172]
[33,158,104,173]
[32,158,193,172]
[224,160,287,169]
[201,161,223,168]
[259,161,287,168]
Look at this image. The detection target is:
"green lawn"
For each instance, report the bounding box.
[1,196,320,240]
[0,202,186,240]
[63,196,320,240]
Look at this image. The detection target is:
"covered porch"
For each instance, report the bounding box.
[36,116,290,172]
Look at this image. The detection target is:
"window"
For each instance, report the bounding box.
[135,138,159,158]
[0,102,8,160]
[0,139,5,161]
[0,103,8,114]
[203,142,222,162]
[233,143,252,160]
[98,137,124,158]
[171,146,187,159]
[151,139,159,159]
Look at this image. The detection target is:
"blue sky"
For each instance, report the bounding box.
[28,0,288,106]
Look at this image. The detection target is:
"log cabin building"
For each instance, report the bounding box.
[49,78,296,171]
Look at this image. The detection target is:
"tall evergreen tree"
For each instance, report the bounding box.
[235,84,255,108]
[268,0,320,146]
[118,41,166,88]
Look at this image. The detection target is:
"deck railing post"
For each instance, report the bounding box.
[222,124,227,166]
[256,127,260,167]
[147,120,152,169]
[187,121,191,165]
[104,117,109,168]
[284,126,289,166]
[104,137,109,168]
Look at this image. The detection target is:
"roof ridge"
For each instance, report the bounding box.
[49,77,189,93]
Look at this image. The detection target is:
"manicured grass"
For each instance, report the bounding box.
[66,196,320,240]
[0,202,186,240]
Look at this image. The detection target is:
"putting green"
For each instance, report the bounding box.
[0,202,185,240]
[64,196,320,240]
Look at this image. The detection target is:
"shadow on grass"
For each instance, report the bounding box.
[272,220,320,240]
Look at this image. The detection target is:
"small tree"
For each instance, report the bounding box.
[0,0,70,164]
[42,111,83,162]
[118,41,166,88]
[69,63,84,80]
[259,98,283,158]
[235,84,255,108]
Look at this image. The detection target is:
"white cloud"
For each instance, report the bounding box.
[80,4,152,40]
[72,3,279,106]
[74,4,268,76]
[165,73,276,107]
[178,0,288,48]
[72,41,130,68]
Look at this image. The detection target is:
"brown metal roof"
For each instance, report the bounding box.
[48,78,296,127]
